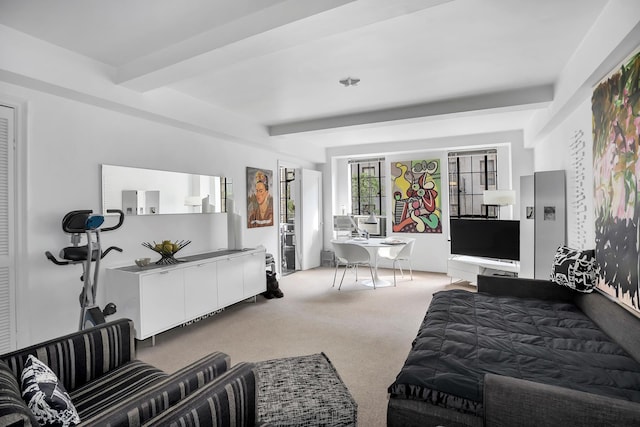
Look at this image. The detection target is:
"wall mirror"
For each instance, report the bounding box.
[101,164,232,215]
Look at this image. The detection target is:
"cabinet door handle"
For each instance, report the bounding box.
[159,271,169,275]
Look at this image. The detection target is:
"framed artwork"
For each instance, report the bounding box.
[390,159,442,233]
[544,206,556,221]
[247,167,274,228]
[592,49,640,313]
[526,206,534,219]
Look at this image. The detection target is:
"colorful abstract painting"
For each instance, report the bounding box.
[592,50,640,313]
[390,159,442,233]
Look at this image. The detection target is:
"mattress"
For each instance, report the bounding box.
[388,289,640,416]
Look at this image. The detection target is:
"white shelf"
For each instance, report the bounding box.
[447,255,519,285]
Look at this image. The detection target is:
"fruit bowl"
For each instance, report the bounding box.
[142,240,191,265]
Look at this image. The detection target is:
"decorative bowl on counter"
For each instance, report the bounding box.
[135,257,151,267]
[142,240,191,265]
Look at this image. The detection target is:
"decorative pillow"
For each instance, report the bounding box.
[550,245,596,292]
[21,355,80,427]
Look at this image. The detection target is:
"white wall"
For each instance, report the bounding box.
[2,81,313,345]
[323,131,533,273]
[526,0,640,253]
[533,98,595,250]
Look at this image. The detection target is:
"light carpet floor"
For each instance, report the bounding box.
[136,266,474,426]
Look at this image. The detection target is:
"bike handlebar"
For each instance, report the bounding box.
[102,209,125,232]
[45,251,70,266]
[101,246,123,258]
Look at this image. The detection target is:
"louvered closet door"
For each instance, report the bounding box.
[0,105,16,352]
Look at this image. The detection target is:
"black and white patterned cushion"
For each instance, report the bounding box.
[550,245,596,292]
[255,353,357,426]
[21,355,80,427]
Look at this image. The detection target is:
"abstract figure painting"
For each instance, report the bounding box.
[390,159,442,233]
[592,49,640,312]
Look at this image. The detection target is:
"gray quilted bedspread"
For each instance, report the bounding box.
[388,289,640,416]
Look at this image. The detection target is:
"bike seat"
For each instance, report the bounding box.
[60,246,99,262]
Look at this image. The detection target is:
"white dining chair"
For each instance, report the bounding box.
[332,242,350,287]
[378,238,415,286]
[331,241,376,290]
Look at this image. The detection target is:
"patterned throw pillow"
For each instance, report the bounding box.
[550,245,596,293]
[21,355,80,427]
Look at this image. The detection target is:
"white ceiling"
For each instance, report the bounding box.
[0,0,609,151]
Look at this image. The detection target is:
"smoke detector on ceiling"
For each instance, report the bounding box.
[339,77,360,87]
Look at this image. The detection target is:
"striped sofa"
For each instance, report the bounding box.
[0,318,267,426]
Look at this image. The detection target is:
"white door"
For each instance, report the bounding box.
[0,105,16,352]
[297,169,323,270]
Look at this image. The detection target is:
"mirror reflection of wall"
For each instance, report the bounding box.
[102,164,231,215]
[122,190,160,215]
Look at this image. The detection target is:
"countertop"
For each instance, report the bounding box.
[117,247,259,272]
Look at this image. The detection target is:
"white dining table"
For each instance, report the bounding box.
[338,237,406,287]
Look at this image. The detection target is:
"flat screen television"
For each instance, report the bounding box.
[450,219,520,261]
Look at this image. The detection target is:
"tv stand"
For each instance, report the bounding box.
[447,255,519,285]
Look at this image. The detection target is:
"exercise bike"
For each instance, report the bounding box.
[46,209,125,330]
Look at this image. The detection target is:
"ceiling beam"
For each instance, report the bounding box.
[115,0,452,92]
[268,85,554,136]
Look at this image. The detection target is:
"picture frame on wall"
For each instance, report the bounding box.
[390,159,442,233]
[247,167,274,228]
[526,206,534,219]
[592,48,640,313]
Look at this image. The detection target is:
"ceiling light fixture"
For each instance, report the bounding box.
[339,77,360,87]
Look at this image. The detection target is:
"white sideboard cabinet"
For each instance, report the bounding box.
[105,248,266,342]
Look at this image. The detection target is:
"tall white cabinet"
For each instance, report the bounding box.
[520,170,566,279]
[534,170,566,279]
[106,248,266,342]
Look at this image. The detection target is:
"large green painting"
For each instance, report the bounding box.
[592,49,640,312]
